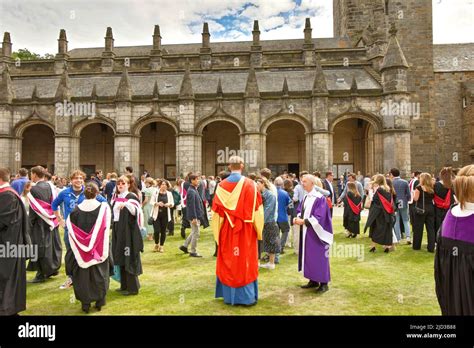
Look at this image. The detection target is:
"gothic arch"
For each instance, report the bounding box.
[260,112,311,135]
[330,110,383,133]
[195,113,244,136]
[72,116,117,137]
[132,114,178,136]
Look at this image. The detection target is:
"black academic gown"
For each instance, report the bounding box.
[0,188,31,315]
[434,218,474,315]
[433,182,455,234]
[112,193,143,277]
[343,192,362,235]
[364,188,395,246]
[27,181,62,277]
[65,206,113,307]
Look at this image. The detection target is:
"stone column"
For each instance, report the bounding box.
[54,135,73,177]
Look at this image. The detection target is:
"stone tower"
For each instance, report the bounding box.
[334,0,436,173]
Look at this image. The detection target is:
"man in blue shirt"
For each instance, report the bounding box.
[10,168,29,195]
[275,177,291,254]
[390,168,412,244]
[52,170,107,289]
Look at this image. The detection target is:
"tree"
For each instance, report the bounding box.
[12,48,54,60]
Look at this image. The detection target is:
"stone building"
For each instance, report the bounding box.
[0,0,472,179]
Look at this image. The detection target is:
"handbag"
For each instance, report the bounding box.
[147,216,154,225]
[415,189,425,215]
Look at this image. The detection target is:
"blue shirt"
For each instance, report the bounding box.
[276,188,291,223]
[262,189,276,224]
[52,185,107,219]
[11,177,29,195]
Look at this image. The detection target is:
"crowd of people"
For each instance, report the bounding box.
[0,159,472,316]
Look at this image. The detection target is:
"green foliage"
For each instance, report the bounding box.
[12,49,54,60]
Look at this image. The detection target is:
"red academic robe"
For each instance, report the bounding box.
[211,177,264,288]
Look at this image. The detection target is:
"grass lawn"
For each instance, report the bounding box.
[23,216,440,315]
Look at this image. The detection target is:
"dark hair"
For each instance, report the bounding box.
[31,166,45,178]
[125,166,133,173]
[44,172,52,181]
[385,178,396,196]
[218,171,230,180]
[84,182,99,199]
[19,168,28,177]
[325,171,333,178]
[0,167,11,182]
[247,172,257,180]
[95,170,102,176]
[414,171,421,177]
[439,167,454,189]
[390,168,400,177]
[299,171,308,178]
[188,173,199,182]
[125,174,140,197]
[312,171,321,178]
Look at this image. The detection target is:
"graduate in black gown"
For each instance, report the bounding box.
[365,174,396,253]
[0,168,31,315]
[434,167,456,235]
[111,175,144,295]
[343,182,362,238]
[26,166,62,283]
[65,183,113,313]
[435,164,474,315]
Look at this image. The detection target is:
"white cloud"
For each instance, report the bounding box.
[0,0,471,55]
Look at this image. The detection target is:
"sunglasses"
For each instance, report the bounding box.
[117,182,127,186]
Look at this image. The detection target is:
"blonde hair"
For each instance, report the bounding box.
[418,172,434,194]
[347,182,360,197]
[255,176,271,190]
[453,165,474,210]
[371,174,390,192]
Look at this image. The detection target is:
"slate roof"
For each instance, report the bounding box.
[8,67,381,99]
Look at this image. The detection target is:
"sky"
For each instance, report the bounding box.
[0,0,472,55]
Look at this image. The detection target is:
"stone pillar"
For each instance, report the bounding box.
[114,135,136,174]
[54,135,73,177]
[382,130,411,177]
[0,104,13,170]
[241,132,264,172]
[175,98,200,176]
[311,131,331,172]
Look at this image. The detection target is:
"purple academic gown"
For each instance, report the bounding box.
[297,193,333,283]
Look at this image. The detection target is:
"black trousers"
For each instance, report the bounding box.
[119,266,139,294]
[167,207,175,233]
[412,208,435,252]
[153,212,168,245]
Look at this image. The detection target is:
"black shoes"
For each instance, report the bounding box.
[301,280,319,289]
[180,229,186,239]
[189,253,202,258]
[316,284,329,294]
[179,245,189,254]
[369,247,376,253]
[82,304,90,314]
[384,248,390,253]
[29,274,45,283]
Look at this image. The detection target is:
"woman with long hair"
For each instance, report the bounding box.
[111,175,144,295]
[412,173,436,252]
[343,182,362,238]
[434,167,456,234]
[364,174,396,253]
[141,177,156,241]
[149,179,174,253]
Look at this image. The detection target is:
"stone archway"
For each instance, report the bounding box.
[265,119,307,176]
[21,123,55,172]
[201,120,240,176]
[79,123,115,176]
[331,114,382,177]
[139,121,177,179]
